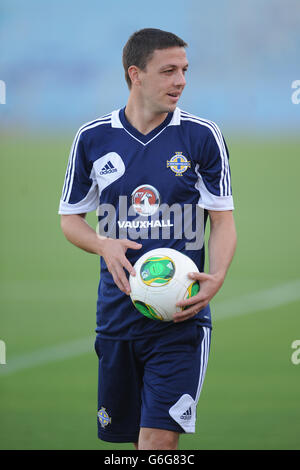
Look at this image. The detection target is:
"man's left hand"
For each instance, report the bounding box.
[173,271,224,323]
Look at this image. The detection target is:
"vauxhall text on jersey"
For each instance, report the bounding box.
[59,107,234,339]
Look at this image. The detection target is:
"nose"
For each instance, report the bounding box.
[174,70,186,88]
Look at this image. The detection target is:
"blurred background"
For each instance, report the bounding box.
[0,0,299,450]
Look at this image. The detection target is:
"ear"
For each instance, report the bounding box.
[128,65,142,87]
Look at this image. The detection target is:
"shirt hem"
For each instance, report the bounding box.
[95,320,212,341]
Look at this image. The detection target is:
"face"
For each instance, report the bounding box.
[133,47,188,114]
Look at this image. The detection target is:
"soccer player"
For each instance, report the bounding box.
[59,28,237,450]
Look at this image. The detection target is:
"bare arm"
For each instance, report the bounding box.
[60,214,142,294]
[61,213,103,255]
[207,210,237,284]
[174,210,237,322]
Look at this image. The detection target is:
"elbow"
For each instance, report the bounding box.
[60,213,86,237]
[60,214,69,236]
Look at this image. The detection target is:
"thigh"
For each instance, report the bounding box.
[139,324,211,434]
[95,336,142,443]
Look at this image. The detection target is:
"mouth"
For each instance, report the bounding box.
[167,92,181,102]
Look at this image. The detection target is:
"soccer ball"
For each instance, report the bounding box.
[129,248,200,321]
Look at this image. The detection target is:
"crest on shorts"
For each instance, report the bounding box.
[167,152,191,176]
[97,407,112,428]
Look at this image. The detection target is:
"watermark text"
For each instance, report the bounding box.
[291,340,300,365]
[291,80,300,104]
[0,80,6,104]
[0,340,6,365]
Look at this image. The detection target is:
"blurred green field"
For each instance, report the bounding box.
[0,134,300,450]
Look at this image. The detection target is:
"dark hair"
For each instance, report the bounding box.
[122,28,188,89]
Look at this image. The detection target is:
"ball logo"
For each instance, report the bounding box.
[131,184,160,216]
[167,152,191,176]
[140,256,176,286]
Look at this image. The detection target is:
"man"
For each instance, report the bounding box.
[59,28,237,450]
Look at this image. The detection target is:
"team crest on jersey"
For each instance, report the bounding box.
[97,407,111,428]
[167,152,191,176]
[131,184,160,216]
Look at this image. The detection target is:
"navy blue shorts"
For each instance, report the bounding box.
[94,323,211,443]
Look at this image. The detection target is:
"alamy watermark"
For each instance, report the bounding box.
[0,80,6,104]
[96,196,205,250]
[291,80,300,104]
[291,340,300,365]
[0,340,6,365]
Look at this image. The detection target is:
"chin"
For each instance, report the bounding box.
[159,103,177,114]
[152,101,177,116]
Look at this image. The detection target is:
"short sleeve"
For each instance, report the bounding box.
[195,123,234,211]
[58,131,99,214]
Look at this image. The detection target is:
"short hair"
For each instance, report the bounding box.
[122,28,188,89]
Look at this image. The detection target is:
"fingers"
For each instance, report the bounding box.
[122,256,136,276]
[188,271,211,282]
[118,240,142,276]
[121,239,143,251]
[174,272,214,323]
[176,293,206,309]
[173,311,196,323]
[173,297,209,323]
[102,238,142,294]
[119,240,142,277]
[109,258,132,295]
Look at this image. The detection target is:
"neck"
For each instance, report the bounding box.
[125,94,169,135]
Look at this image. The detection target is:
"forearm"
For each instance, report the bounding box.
[60,214,105,256]
[208,210,237,284]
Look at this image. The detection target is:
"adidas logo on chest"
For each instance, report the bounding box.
[99,160,117,175]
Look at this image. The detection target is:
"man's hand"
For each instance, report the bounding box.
[173,271,224,323]
[100,238,142,295]
[60,214,142,295]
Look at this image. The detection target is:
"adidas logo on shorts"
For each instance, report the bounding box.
[180,407,192,421]
[99,161,117,175]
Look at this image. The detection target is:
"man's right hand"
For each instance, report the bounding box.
[60,214,142,295]
[100,238,142,295]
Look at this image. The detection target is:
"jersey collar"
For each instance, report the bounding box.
[118,107,174,145]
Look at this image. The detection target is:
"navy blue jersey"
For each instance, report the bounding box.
[59,107,234,339]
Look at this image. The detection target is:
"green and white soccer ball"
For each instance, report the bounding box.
[129,247,200,321]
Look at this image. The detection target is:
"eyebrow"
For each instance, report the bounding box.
[159,63,189,71]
